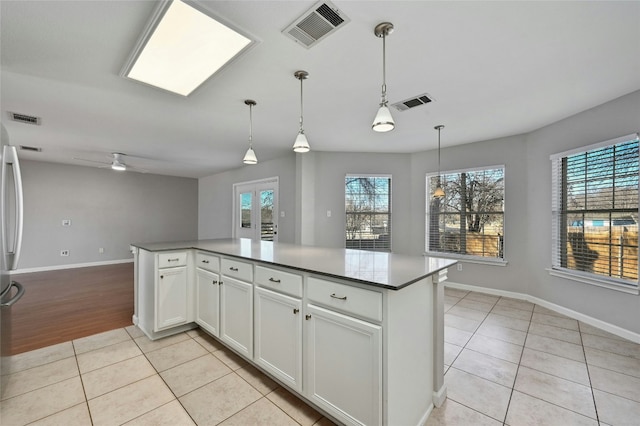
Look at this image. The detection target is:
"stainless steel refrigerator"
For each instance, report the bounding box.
[0,123,25,397]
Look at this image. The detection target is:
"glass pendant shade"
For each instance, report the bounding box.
[243,146,257,164]
[372,104,395,132]
[293,131,310,153]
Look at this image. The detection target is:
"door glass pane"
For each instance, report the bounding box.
[260,190,274,241]
[241,192,252,228]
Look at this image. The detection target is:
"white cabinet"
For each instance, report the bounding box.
[155,252,189,332]
[254,286,303,392]
[196,268,220,336]
[195,252,220,337]
[220,258,254,358]
[305,280,382,426]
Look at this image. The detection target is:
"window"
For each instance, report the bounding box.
[345,176,391,251]
[426,166,505,261]
[551,134,639,290]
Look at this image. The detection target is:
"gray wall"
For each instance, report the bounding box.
[524,90,640,333]
[198,90,640,334]
[19,160,198,269]
[300,152,413,252]
[198,154,297,242]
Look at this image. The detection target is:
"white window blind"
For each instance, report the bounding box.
[550,133,639,289]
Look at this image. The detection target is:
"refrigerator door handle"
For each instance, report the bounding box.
[0,281,25,307]
[1,146,24,270]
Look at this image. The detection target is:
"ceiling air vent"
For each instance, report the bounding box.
[20,145,42,152]
[283,1,350,49]
[8,112,41,125]
[392,93,435,112]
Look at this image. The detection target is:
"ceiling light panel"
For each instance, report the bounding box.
[122,0,255,96]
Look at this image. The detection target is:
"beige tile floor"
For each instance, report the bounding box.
[1,287,639,425]
[426,288,640,426]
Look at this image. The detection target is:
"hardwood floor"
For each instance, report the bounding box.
[8,263,134,355]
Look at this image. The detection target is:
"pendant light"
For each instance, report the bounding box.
[293,70,310,153]
[372,22,395,132]
[433,125,445,198]
[242,99,258,165]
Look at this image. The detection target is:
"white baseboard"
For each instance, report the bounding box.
[445,281,640,344]
[12,258,133,274]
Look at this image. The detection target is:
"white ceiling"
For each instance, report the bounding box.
[1,1,639,178]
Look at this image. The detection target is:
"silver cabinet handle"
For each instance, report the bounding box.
[201,260,210,264]
[167,258,179,262]
[212,280,218,285]
[0,281,25,307]
[268,277,281,283]
[219,281,223,285]
[305,314,312,320]
[293,308,299,314]
[229,267,239,272]
[330,293,347,300]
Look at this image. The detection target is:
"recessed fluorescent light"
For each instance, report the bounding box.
[121,0,255,96]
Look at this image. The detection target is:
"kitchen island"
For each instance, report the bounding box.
[130,238,456,426]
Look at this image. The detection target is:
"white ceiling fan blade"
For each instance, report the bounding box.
[73,157,111,165]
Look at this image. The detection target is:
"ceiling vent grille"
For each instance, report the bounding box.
[8,112,41,125]
[392,93,434,111]
[20,145,42,152]
[283,1,350,49]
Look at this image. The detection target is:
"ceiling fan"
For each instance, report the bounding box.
[73,152,149,173]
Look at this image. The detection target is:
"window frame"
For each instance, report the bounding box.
[345,174,392,252]
[425,164,507,265]
[550,133,639,294]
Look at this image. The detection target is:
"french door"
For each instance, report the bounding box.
[233,177,278,242]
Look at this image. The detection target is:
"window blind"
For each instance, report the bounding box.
[550,133,639,288]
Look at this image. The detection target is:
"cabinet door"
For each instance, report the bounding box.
[196,268,220,337]
[156,266,188,331]
[254,287,302,392]
[305,304,382,426]
[220,276,253,358]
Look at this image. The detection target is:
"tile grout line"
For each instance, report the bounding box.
[579,321,602,425]
[500,302,534,426]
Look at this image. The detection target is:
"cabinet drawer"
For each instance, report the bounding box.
[158,252,187,268]
[196,252,219,272]
[255,265,302,298]
[221,258,253,282]
[307,277,382,322]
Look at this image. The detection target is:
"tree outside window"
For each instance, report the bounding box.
[345,176,391,252]
[426,167,505,259]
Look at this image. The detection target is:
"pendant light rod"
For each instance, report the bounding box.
[375,22,393,103]
[433,125,445,198]
[245,99,256,145]
[295,70,308,132]
[293,70,310,153]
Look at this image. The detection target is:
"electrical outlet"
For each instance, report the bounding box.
[60,250,70,256]
[457,263,463,271]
